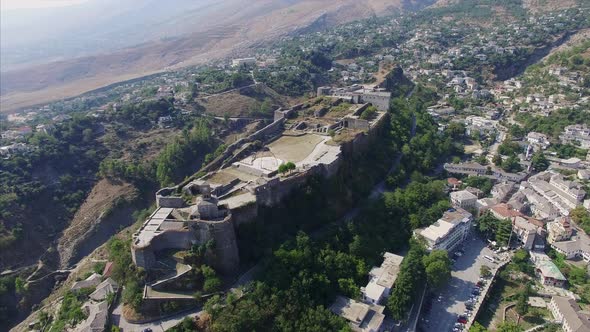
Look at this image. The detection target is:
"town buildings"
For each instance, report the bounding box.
[547,217,574,243]
[361,252,404,305]
[317,85,392,111]
[551,232,590,262]
[231,57,257,68]
[330,296,386,332]
[512,216,545,251]
[450,190,478,210]
[491,181,516,203]
[548,296,590,332]
[443,163,527,182]
[414,208,473,252]
[530,252,567,288]
[561,125,590,149]
[528,172,586,216]
[526,132,551,150]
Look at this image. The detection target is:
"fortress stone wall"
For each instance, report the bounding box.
[132,102,389,278]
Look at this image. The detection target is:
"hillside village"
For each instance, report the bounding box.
[2,1,590,332]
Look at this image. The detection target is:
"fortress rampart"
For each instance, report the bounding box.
[132,100,389,276]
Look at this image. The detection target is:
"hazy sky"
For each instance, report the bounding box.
[1,0,88,10]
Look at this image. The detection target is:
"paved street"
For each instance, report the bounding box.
[419,236,497,332]
[112,303,202,332]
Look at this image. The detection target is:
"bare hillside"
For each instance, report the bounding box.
[0,0,435,113]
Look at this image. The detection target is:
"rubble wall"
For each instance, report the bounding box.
[193,216,240,274]
[156,187,184,208]
[231,202,259,227]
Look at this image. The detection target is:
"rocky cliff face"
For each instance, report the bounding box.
[57,179,140,268]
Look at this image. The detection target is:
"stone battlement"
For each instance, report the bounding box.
[132,100,389,276]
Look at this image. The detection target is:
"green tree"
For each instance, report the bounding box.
[423,250,451,289]
[493,154,503,166]
[14,277,27,294]
[480,265,492,278]
[512,249,533,274]
[464,176,493,195]
[168,317,198,332]
[360,106,378,120]
[202,265,222,293]
[387,242,425,320]
[122,281,143,310]
[501,155,523,173]
[508,125,525,139]
[531,151,549,171]
[515,291,529,318]
[571,206,590,234]
[278,161,296,174]
[580,284,590,304]
[338,278,360,299]
[495,218,513,247]
[497,321,523,332]
[470,322,488,332]
[445,122,466,140]
[477,211,500,239]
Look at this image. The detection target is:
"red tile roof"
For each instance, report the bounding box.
[102,262,114,278]
[490,203,523,219]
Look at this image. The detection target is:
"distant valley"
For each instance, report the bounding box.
[0,0,435,113]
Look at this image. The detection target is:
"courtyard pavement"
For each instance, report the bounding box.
[418,235,497,332]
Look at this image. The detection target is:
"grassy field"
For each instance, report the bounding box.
[268,134,324,163]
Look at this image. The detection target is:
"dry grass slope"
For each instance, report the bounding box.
[0,0,417,114]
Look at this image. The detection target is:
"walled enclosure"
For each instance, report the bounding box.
[131,98,390,284]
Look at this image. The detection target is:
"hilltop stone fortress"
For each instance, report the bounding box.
[131,95,390,274]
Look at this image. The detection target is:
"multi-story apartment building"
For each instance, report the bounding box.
[414,208,473,252]
[450,190,478,210]
[361,253,404,305]
[548,296,590,332]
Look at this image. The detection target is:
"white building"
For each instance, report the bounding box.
[528,172,586,216]
[450,190,478,210]
[560,124,590,149]
[414,208,473,252]
[513,216,545,251]
[551,232,590,263]
[361,253,404,305]
[548,296,590,332]
[231,57,257,68]
[330,296,385,332]
[530,252,567,288]
[548,217,574,244]
[527,132,551,149]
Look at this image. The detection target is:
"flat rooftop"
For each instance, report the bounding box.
[418,220,456,243]
[440,208,472,224]
[330,296,370,324]
[372,252,404,289]
[133,208,182,248]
